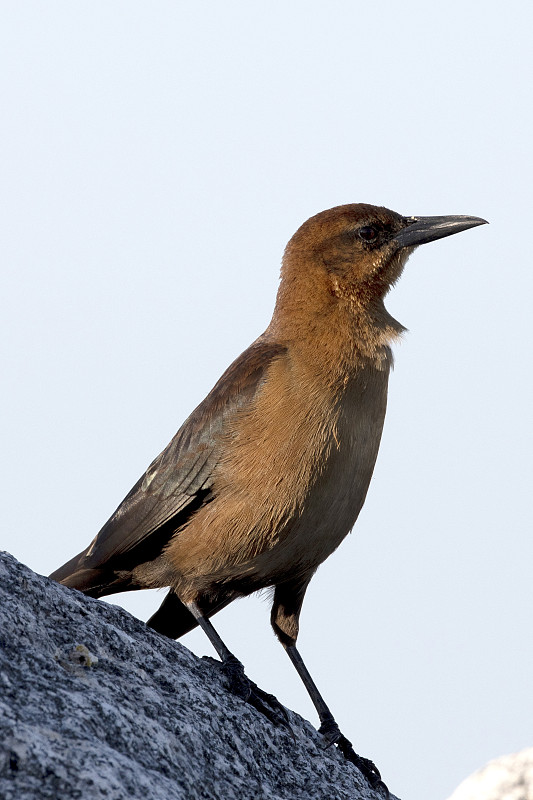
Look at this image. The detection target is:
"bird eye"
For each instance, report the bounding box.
[358,225,378,242]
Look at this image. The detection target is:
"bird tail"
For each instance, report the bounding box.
[147,590,199,638]
[49,550,136,599]
[147,590,237,639]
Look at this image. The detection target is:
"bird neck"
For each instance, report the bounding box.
[268,281,405,381]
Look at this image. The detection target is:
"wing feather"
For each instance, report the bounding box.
[79,337,286,568]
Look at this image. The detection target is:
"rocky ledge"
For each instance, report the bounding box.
[0,551,395,800]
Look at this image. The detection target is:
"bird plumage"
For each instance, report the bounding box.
[52,204,412,635]
[50,203,486,786]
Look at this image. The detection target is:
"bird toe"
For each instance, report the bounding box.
[220,656,290,729]
[318,722,387,794]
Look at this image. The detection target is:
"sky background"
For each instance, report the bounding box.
[1,3,532,799]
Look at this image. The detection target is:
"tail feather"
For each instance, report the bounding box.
[49,551,138,599]
[147,590,199,638]
[49,549,88,584]
[147,590,237,639]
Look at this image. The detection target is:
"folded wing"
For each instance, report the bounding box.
[50,338,287,592]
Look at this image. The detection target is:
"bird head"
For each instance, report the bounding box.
[280,203,487,309]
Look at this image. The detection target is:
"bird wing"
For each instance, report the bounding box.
[80,337,287,568]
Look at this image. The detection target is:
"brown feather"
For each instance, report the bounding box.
[50,203,485,650]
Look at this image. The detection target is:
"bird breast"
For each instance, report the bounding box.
[167,354,390,593]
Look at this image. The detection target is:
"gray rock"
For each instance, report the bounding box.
[0,552,394,800]
[447,748,533,800]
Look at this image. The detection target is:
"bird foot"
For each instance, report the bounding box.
[221,656,291,730]
[319,719,389,796]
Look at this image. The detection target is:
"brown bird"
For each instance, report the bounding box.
[50,204,486,788]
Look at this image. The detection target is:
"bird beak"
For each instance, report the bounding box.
[394,215,488,248]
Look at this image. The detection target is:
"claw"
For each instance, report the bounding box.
[221,655,252,700]
[221,656,291,730]
[318,721,389,796]
[318,717,344,748]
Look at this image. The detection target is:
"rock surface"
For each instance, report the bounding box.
[447,748,533,800]
[0,552,394,800]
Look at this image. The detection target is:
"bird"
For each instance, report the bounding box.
[50,203,487,789]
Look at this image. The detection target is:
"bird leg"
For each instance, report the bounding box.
[285,645,387,793]
[271,582,387,791]
[186,601,289,728]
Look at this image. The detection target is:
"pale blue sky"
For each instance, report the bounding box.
[2,4,532,799]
